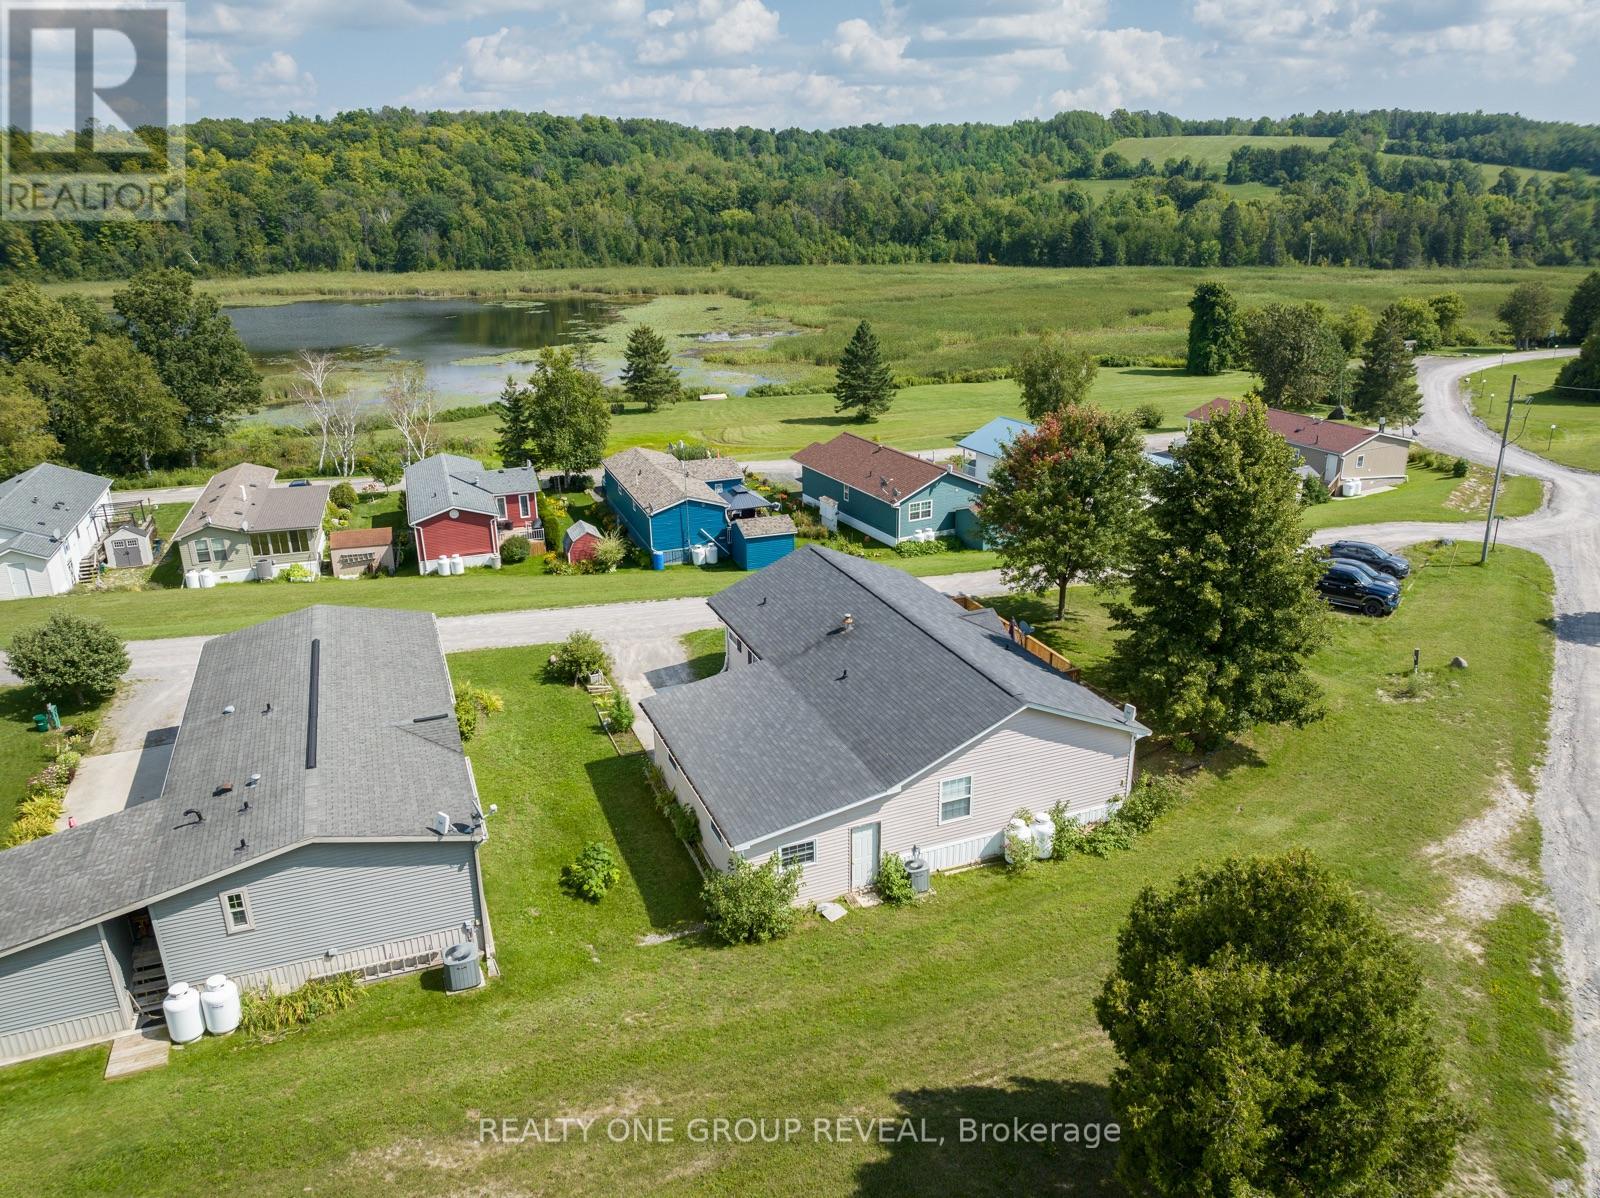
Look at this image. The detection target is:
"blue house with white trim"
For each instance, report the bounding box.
[601,447,795,569]
[956,416,1035,483]
[794,432,987,548]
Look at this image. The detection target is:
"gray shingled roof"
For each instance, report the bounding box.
[563,519,602,551]
[173,463,329,542]
[0,606,480,960]
[641,545,1146,846]
[731,514,795,539]
[0,463,110,558]
[603,447,742,514]
[404,454,540,525]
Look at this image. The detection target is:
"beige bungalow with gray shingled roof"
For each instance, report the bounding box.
[172,464,330,584]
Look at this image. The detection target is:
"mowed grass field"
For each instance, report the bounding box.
[1300,462,1544,530]
[1464,357,1599,472]
[0,547,1575,1196]
[52,264,1593,380]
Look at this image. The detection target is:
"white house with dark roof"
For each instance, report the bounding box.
[641,545,1148,904]
[171,463,330,584]
[0,463,112,600]
[0,606,494,1065]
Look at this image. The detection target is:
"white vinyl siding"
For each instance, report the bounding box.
[938,776,972,822]
[907,498,934,522]
[220,888,255,934]
[740,708,1137,903]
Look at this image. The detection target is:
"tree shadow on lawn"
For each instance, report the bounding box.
[853,1076,1121,1198]
[1546,611,1600,646]
[584,753,704,932]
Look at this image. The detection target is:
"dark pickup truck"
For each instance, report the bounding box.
[1318,560,1401,616]
[1326,540,1410,579]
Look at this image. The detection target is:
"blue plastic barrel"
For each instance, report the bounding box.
[650,549,666,571]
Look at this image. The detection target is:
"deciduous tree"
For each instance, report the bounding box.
[1012,332,1098,421]
[0,373,61,476]
[71,338,182,474]
[1563,270,1600,343]
[1556,329,1600,392]
[832,320,895,422]
[524,347,611,477]
[1498,281,1557,349]
[980,406,1147,618]
[1096,850,1467,1197]
[5,613,130,705]
[1243,302,1345,410]
[1108,399,1328,749]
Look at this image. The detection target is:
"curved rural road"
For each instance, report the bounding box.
[1309,349,1600,1186]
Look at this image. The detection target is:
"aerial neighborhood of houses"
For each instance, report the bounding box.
[0,393,1433,1075]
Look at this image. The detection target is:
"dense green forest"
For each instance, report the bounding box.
[1,108,1596,282]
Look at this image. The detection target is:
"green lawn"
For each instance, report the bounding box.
[0,540,997,644]
[1464,358,1599,473]
[1300,463,1545,530]
[0,690,107,833]
[0,546,1577,1196]
[680,628,725,680]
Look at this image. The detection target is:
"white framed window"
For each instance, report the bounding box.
[1355,454,1366,468]
[907,498,934,522]
[219,888,255,934]
[841,485,851,502]
[779,841,815,868]
[519,494,531,519]
[939,776,972,823]
[496,496,508,518]
[194,539,211,563]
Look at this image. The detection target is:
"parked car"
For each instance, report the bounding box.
[1318,561,1401,616]
[1326,540,1410,579]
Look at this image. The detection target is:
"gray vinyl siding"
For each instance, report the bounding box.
[149,840,481,988]
[740,707,1137,903]
[651,735,734,872]
[0,926,121,1036]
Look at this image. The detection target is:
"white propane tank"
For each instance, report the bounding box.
[690,543,707,566]
[451,554,465,575]
[704,543,719,565]
[200,974,241,1036]
[163,982,205,1043]
[199,570,217,588]
[183,569,200,589]
[1030,811,1055,860]
[1002,816,1031,864]
[434,557,449,576]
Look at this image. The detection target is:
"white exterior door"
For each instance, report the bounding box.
[5,561,32,599]
[850,822,880,890]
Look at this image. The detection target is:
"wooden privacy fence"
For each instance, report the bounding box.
[951,594,1082,682]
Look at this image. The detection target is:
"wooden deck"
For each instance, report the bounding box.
[104,1027,170,1079]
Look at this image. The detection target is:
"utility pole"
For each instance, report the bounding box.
[1480,374,1518,564]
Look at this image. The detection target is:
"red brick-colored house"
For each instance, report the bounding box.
[404,454,543,574]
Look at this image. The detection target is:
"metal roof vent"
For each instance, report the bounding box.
[222,704,235,715]
[247,773,261,786]
[214,782,233,796]
[841,613,854,631]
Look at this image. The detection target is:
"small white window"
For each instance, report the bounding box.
[219,888,255,934]
[939,776,972,823]
[841,485,851,502]
[495,496,508,518]
[779,841,815,868]
[908,498,933,522]
[194,539,211,563]
[519,494,531,519]
[1355,454,1366,468]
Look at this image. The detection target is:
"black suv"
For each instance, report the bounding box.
[1326,540,1410,579]
[1318,561,1401,616]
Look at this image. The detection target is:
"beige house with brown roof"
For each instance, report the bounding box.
[172,464,330,585]
[1185,400,1411,494]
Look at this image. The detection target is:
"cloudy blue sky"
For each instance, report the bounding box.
[183,0,1600,127]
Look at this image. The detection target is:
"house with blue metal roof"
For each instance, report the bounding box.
[601,447,794,569]
[956,416,1035,483]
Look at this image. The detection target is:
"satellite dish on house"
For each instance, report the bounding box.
[429,811,450,836]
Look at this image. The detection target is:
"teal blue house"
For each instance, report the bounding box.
[602,447,794,569]
[793,432,987,548]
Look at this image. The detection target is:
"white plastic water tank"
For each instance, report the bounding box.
[1030,811,1055,860]
[163,982,205,1043]
[198,570,217,588]
[200,974,241,1035]
[451,553,465,575]
[1339,477,1362,497]
[183,569,200,589]
[704,543,719,565]
[1002,816,1031,864]
[690,543,707,566]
